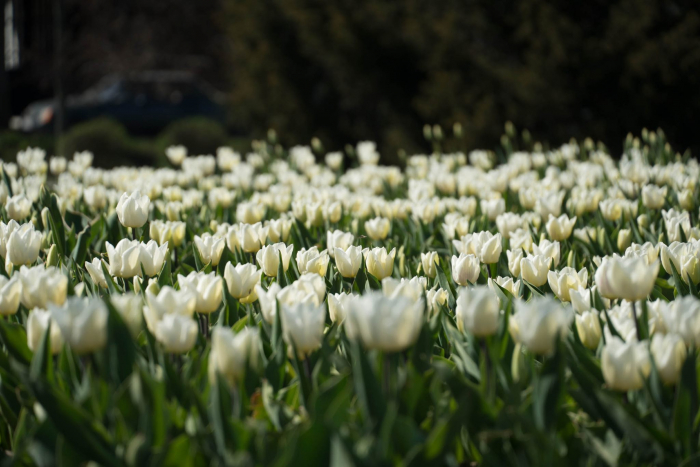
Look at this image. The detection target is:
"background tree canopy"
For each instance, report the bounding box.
[221,0,700,161]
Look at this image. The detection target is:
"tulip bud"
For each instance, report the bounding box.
[506,249,523,277]
[0,274,21,315]
[420,251,439,278]
[27,309,64,355]
[455,286,500,337]
[41,207,50,230]
[143,286,196,333]
[637,214,649,230]
[45,244,59,267]
[575,311,601,350]
[617,229,631,252]
[650,333,686,385]
[133,276,142,293]
[601,337,651,391]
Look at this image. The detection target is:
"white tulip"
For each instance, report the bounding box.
[105,239,142,278]
[256,243,294,276]
[328,292,355,324]
[110,292,143,336]
[27,308,64,355]
[334,245,363,278]
[509,296,572,355]
[650,333,686,385]
[575,311,601,350]
[451,253,480,286]
[365,217,391,240]
[595,256,659,301]
[546,214,576,241]
[601,337,651,391]
[154,314,198,353]
[5,223,42,268]
[345,292,424,352]
[194,234,225,266]
[256,283,281,323]
[532,239,560,267]
[520,254,551,287]
[209,327,260,386]
[143,286,196,333]
[0,274,21,315]
[364,247,396,280]
[382,276,426,302]
[178,271,223,314]
[224,263,261,299]
[507,248,524,277]
[85,258,108,288]
[281,301,326,358]
[116,191,150,228]
[327,230,354,258]
[6,195,32,221]
[547,267,588,302]
[50,297,108,354]
[296,247,330,277]
[19,265,67,310]
[420,251,439,278]
[455,286,500,337]
[140,240,168,277]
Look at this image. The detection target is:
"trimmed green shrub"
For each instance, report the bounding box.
[156,117,229,156]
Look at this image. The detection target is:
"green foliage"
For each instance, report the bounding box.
[222,0,700,162]
[60,118,159,167]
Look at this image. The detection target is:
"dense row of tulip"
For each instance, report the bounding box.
[0,127,698,465]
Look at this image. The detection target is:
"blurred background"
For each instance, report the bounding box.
[2,0,700,165]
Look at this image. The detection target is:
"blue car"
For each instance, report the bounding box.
[12,71,227,134]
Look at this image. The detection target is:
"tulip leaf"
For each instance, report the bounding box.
[349,340,385,424]
[668,260,689,296]
[277,251,287,287]
[158,253,172,288]
[192,243,204,271]
[103,299,136,384]
[1,167,12,197]
[100,260,121,295]
[0,319,32,365]
[436,263,456,308]
[533,341,564,431]
[29,324,53,384]
[672,350,698,457]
